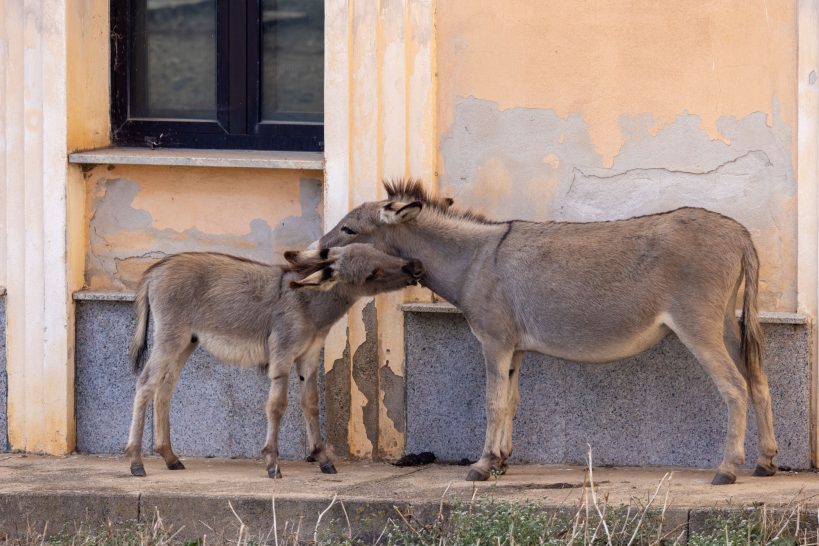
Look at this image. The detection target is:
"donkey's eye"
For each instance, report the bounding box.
[341,226,357,235]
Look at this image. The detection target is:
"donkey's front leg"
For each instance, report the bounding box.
[498,351,524,473]
[296,339,336,474]
[262,358,291,478]
[467,342,514,481]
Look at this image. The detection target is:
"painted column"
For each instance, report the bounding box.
[797,0,819,464]
[0,0,89,454]
[324,0,436,459]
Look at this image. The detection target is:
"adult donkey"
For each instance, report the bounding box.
[319,179,778,485]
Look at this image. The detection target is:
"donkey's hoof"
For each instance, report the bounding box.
[711,471,736,485]
[320,463,337,475]
[166,460,185,471]
[753,464,777,477]
[267,466,282,479]
[130,464,146,477]
[465,468,489,481]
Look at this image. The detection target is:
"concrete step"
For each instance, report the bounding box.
[1,454,819,542]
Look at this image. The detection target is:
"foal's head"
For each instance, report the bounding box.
[285,243,424,294]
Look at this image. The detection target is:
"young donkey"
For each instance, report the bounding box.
[320,179,778,486]
[126,244,424,478]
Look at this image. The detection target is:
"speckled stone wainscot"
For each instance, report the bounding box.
[404,306,811,469]
[0,289,6,452]
[74,293,325,463]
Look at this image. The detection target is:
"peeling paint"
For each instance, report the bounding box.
[440,97,796,311]
[379,364,404,435]
[351,300,379,453]
[84,168,322,289]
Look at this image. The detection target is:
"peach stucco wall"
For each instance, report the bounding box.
[436,0,798,312]
[82,165,323,290]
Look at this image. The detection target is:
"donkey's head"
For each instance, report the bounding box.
[285,243,424,294]
[318,179,454,252]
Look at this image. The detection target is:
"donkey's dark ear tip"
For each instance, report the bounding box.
[283,251,298,263]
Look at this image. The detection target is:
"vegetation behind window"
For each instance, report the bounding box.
[111,0,324,151]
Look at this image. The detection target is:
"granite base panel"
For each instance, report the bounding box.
[75,300,325,460]
[405,312,812,469]
[0,297,6,452]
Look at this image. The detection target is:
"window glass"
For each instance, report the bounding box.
[130,0,217,120]
[260,0,324,123]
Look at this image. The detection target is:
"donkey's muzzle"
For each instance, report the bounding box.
[403,259,425,284]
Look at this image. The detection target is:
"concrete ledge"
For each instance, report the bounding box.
[73,290,135,302]
[68,147,325,171]
[401,302,809,324]
[2,455,819,541]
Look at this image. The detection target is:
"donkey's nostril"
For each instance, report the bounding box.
[403,259,425,279]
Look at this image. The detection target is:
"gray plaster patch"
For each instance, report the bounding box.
[86,176,323,290]
[439,97,797,310]
[405,312,810,469]
[352,301,379,452]
[0,297,6,452]
[75,300,323,461]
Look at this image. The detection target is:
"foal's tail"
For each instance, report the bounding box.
[128,279,151,374]
[740,236,764,385]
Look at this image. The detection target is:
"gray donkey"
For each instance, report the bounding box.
[319,179,777,486]
[126,244,424,479]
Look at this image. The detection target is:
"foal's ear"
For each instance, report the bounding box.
[290,266,339,291]
[380,201,423,224]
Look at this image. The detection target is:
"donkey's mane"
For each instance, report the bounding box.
[383,178,503,225]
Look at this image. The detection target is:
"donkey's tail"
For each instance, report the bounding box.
[128,279,150,374]
[740,236,764,385]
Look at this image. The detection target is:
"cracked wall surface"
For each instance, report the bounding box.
[437,1,797,311]
[83,165,323,290]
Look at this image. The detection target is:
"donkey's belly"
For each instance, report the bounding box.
[198,333,268,367]
[519,320,671,364]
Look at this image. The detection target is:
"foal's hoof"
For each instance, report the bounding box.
[267,466,282,479]
[711,471,736,485]
[753,463,777,477]
[130,464,146,477]
[166,460,185,471]
[320,463,337,475]
[465,468,489,481]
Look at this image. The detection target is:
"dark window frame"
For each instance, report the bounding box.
[110,0,324,151]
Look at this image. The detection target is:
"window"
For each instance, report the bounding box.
[110,0,324,151]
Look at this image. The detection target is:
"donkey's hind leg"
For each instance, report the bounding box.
[126,366,160,477]
[724,314,778,476]
[673,321,749,485]
[153,341,196,470]
[262,357,292,478]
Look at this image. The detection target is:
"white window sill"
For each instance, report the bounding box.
[68,147,324,171]
[401,302,808,324]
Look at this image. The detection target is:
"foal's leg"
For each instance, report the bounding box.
[262,357,292,478]
[296,339,336,474]
[126,362,161,476]
[724,314,778,476]
[498,351,524,472]
[467,341,514,481]
[153,342,196,470]
[674,323,749,485]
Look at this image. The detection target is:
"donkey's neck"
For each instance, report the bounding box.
[385,212,504,306]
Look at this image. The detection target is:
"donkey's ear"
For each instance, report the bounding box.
[290,266,338,291]
[284,248,331,265]
[380,201,422,224]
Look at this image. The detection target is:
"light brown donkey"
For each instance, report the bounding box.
[319,179,778,486]
[125,244,424,478]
